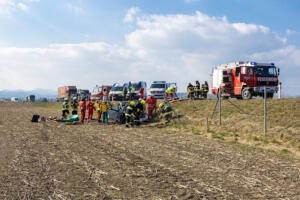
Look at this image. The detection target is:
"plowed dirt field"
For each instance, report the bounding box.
[0,102,299,199]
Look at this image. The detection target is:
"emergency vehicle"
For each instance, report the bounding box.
[211,61,280,99]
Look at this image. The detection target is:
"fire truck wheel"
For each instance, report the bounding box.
[242,88,252,100]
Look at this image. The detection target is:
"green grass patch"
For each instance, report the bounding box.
[271,139,282,145]
[281,149,289,153]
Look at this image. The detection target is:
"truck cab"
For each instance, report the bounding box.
[91,85,112,101]
[109,84,124,101]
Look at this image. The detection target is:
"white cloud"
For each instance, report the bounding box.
[124,7,140,23]
[17,3,28,11]
[0,0,37,14]
[66,3,83,14]
[0,11,299,96]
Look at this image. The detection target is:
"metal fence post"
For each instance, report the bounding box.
[219,89,222,126]
[264,86,267,134]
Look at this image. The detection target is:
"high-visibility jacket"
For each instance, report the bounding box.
[99,102,109,112]
[202,84,209,92]
[161,105,172,116]
[80,101,86,111]
[125,105,135,117]
[87,102,95,112]
[187,86,194,93]
[146,97,157,109]
[71,101,78,111]
[62,102,69,111]
[130,87,135,93]
[94,103,100,111]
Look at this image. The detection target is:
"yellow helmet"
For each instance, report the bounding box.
[159,103,164,108]
[130,101,135,106]
[141,100,146,105]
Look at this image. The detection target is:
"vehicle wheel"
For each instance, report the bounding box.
[242,88,252,100]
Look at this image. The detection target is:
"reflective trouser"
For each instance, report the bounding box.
[97,111,102,122]
[164,112,172,122]
[88,110,93,120]
[62,110,69,118]
[72,110,78,115]
[164,93,173,100]
[81,110,85,122]
[102,112,108,124]
[147,107,155,118]
[125,114,133,126]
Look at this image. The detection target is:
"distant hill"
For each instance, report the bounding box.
[0,89,57,100]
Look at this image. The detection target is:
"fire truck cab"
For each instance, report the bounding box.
[211,61,280,99]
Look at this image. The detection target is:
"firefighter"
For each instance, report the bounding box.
[87,100,95,122]
[187,83,195,99]
[101,100,109,124]
[71,97,79,115]
[129,86,135,100]
[95,100,102,123]
[135,99,146,122]
[125,101,136,128]
[159,102,173,124]
[62,98,70,119]
[195,81,201,98]
[123,87,128,101]
[80,97,86,123]
[202,81,209,99]
[164,86,176,101]
[139,87,144,100]
[146,94,157,120]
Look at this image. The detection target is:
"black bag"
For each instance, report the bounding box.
[31,115,40,122]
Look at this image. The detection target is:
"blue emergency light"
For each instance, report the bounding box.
[250,62,257,66]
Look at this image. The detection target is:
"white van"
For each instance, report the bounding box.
[148,81,177,99]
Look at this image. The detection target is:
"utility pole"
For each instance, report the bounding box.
[278,82,282,99]
[264,86,267,134]
[219,89,222,126]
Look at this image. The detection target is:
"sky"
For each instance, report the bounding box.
[1,0,300,96]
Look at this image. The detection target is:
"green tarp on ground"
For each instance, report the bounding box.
[57,115,79,122]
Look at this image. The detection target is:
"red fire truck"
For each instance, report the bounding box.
[211,61,280,99]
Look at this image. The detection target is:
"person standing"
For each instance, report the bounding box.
[139,87,144,100]
[95,100,102,123]
[146,95,157,119]
[123,86,128,101]
[87,100,95,122]
[129,86,135,100]
[80,97,87,123]
[71,97,79,115]
[100,100,109,124]
[62,98,70,119]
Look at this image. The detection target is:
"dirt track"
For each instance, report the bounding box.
[0,103,300,200]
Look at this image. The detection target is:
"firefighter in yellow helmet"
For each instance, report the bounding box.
[125,101,136,128]
[134,99,146,123]
[159,102,173,124]
[62,98,70,119]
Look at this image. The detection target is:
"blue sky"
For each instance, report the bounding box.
[1,0,300,96]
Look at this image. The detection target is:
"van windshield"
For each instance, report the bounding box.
[255,66,277,77]
[112,87,123,91]
[151,84,165,88]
